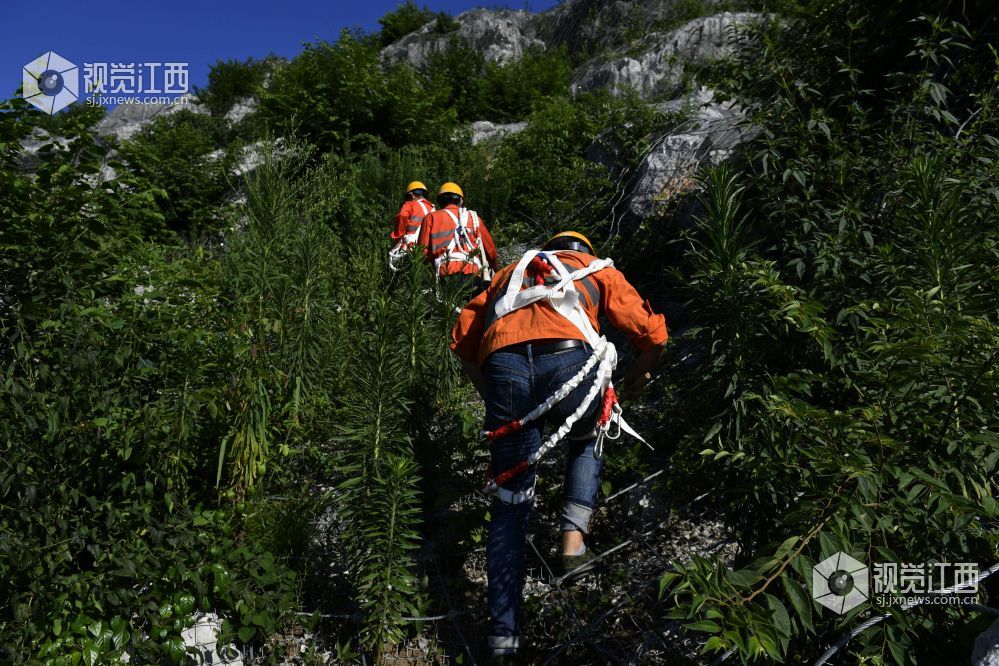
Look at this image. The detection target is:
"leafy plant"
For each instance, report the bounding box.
[656,8,999,663]
[378,1,435,46]
[195,56,272,117]
[116,109,236,237]
[432,11,460,35]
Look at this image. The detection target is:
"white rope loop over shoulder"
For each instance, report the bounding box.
[437,208,484,273]
[483,251,646,504]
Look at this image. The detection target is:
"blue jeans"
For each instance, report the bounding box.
[483,344,604,652]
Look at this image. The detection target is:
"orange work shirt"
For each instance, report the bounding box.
[416,204,498,276]
[391,198,434,243]
[451,250,668,365]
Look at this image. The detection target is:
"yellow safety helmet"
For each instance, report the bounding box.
[406,181,427,194]
[437,182,464,198]
[542,231,596,256]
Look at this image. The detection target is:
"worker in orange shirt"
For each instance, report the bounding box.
[416,182,497,292]
[389,181,434,270]
[450,232,667,662]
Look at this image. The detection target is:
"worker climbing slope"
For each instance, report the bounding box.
[417,182,497,291]
[389,181,435,269]
[450,232,668,662]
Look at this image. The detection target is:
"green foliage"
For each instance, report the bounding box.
[432,11,460,35]
[6,1,996,661]
[490,93,662,242]
[476,46,574,123]
[424,42,574,123]
[258,34,378,152]
[335,258,464,657]
[212,140,366,497]
[422,38,488,122]
[195,56,272,117]
[258,33,456,152]
[657,7,999,664]
[0,110,298,659]
[378,1,434,46]
[117,110,236,237]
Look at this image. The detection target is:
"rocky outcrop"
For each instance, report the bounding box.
[538,0,737,55]
[470,120,527,145]
[381,9,543,68]
[224,97,257,124]
[572,12,761,98]
[95,93,206,143]
[626,87,757,218]
[974,618,999,666]
[18,128,69,173]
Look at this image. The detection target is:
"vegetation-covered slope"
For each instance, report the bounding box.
[1,0,996,663]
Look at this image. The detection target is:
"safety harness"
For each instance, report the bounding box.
[481,251,646,505]
[437,208,492,279]
[389,199,433,271]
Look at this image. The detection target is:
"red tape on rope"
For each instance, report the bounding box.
[491,459,531,487]
[485,419,523,440]
[597,386,617,427]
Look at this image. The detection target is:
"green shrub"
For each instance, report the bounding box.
[378,1,434,46]
[422,37,488,122]
[657,8,999,664]
[258,33,454,153]
[0,149,297,661]
[488,93,660,244]
[116,109,236,237]
[432,11,460,35]
[196,57,271,117]
[476,46,574,123]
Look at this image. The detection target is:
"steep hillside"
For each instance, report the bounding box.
[2,1,998,664]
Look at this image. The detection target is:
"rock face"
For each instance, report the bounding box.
[180,612,243,665]
[19,128,69,173]
[470,120,527,145]
[573,12,762,98]
[381,9,543,68]
[974,618,999,666]
[539,0,735,54]
[627,87,757,219]
[95,93,206,143]
[224,97,257,124]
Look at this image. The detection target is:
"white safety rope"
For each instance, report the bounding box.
[389,199,432,272]
[437,208,484,274]
[483,251,646,504]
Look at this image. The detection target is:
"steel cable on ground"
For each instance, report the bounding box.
[527,534,584,624]
[295,464,713,628]
[432,557,479,665]
[294,372,722,643]
[523,488,724,663]
[552,489,714,585]
[710,561,999,666]
[540,538,733,666]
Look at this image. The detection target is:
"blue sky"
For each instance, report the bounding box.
[2,0,559,100]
